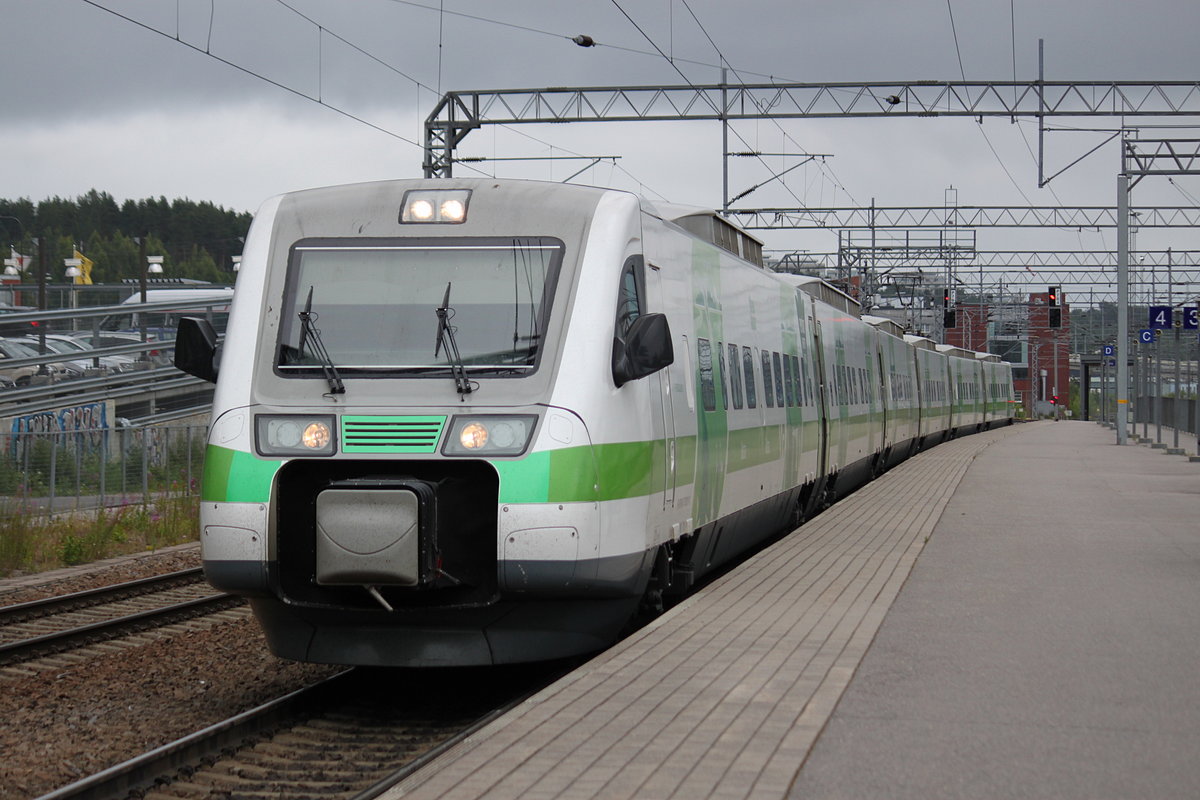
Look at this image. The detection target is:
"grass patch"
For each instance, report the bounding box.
[0,495,199,577]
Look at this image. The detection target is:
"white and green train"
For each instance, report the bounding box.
[175,178,1014,667]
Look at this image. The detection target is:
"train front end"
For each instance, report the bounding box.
[184,179,655,666]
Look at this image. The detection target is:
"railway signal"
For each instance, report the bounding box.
[1048,286,1062,327]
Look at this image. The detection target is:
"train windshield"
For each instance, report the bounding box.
[276,237,564,376]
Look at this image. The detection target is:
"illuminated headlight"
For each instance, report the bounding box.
[442,415,537,457]
[400,189,471,224]
[256,415,336,456]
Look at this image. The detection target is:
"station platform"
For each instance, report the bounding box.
[386,421,1200,799]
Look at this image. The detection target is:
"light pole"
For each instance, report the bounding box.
[65,257,82,331]
[1116,173,1130,445]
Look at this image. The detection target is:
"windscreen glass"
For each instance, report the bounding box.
[276,238,564,375]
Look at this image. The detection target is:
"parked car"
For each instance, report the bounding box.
[70,331,172,366]
[0,338,81,385]
[101,288,233,339]
[0,304,40,336]
[9,333,137,374]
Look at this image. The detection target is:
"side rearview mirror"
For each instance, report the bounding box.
[174,316,220,383]
[613,312,674,388]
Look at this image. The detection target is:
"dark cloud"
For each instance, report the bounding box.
[2,0,1198,223]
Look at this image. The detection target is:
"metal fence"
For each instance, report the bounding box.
[0,422,207,517]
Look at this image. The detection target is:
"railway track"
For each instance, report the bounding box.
[40,662,570,800]
[0,568,244,671]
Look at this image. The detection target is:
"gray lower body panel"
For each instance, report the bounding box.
[250,593,641,666]
[206,549,654,667]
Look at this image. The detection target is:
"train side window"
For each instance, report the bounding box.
[614,256,644,338]
[760,351,775,407]
[790,355,803,405]
[697,337,716,412]
[782,355,795,407]
[772,352,785,407]
[716,341,730,410]
[742,346,757,408]
[798,356,807,405]
[728,343,744,409]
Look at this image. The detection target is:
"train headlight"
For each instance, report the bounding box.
[400,189,471,224]
[442,415,537,457]
[256,415,337,456]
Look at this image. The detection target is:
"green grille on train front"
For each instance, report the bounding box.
[340,415,447,453]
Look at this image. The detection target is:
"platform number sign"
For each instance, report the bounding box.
[1185,306,1200,330]
[1148,306,1173,329]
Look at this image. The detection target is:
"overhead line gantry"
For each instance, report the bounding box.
[423,80,1200,178]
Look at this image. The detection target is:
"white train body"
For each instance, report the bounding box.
[181,178,1013,667]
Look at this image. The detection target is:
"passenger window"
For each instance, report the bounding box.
[790,355,803,406]
[760,351,775,407]
[772,352,785,407]
[728,343,743,409]
[697,337,716,412]
[742,346,757,409]
[717,341,729,410]
[783,355,795,407]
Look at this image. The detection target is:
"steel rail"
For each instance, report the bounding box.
[0,591,240,666]
[35,669,357,800]
[0,567,204,624]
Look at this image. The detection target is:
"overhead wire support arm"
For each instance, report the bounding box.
[726,155,826,205]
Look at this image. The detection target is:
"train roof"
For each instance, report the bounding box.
[903,334,938,351]
[777,274,862,318]
[643,201,766,267]
[974,352,1002,363]
[935,344,977,359]
[862,314,906,338]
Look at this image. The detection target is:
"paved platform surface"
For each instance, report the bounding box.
[386,422,1200,799]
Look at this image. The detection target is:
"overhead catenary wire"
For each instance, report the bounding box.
[78,0,426,150]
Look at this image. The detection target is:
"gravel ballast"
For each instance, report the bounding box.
[0,544,341,799]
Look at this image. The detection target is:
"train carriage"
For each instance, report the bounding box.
[865,315,921,470]
[938,344,986,436]
[176,177,1012,668]
[977,353,1016,428]
[904,334,952,449]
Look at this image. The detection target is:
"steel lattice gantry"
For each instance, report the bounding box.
[778,249,1200,293]
[423,80,1200,177]
[729,206,1200,229]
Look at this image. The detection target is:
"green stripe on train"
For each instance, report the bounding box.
[201,445,281,503]
[203,428,811,507]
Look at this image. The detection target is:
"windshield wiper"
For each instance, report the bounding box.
[434,282,474,399]
[298,286,345,395]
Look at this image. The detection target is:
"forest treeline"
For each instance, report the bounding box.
[0,189,251,284]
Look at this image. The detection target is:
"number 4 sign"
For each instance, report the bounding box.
[1149,306,1173,329]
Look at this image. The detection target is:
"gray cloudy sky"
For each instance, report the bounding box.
[3,0,1200,261]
